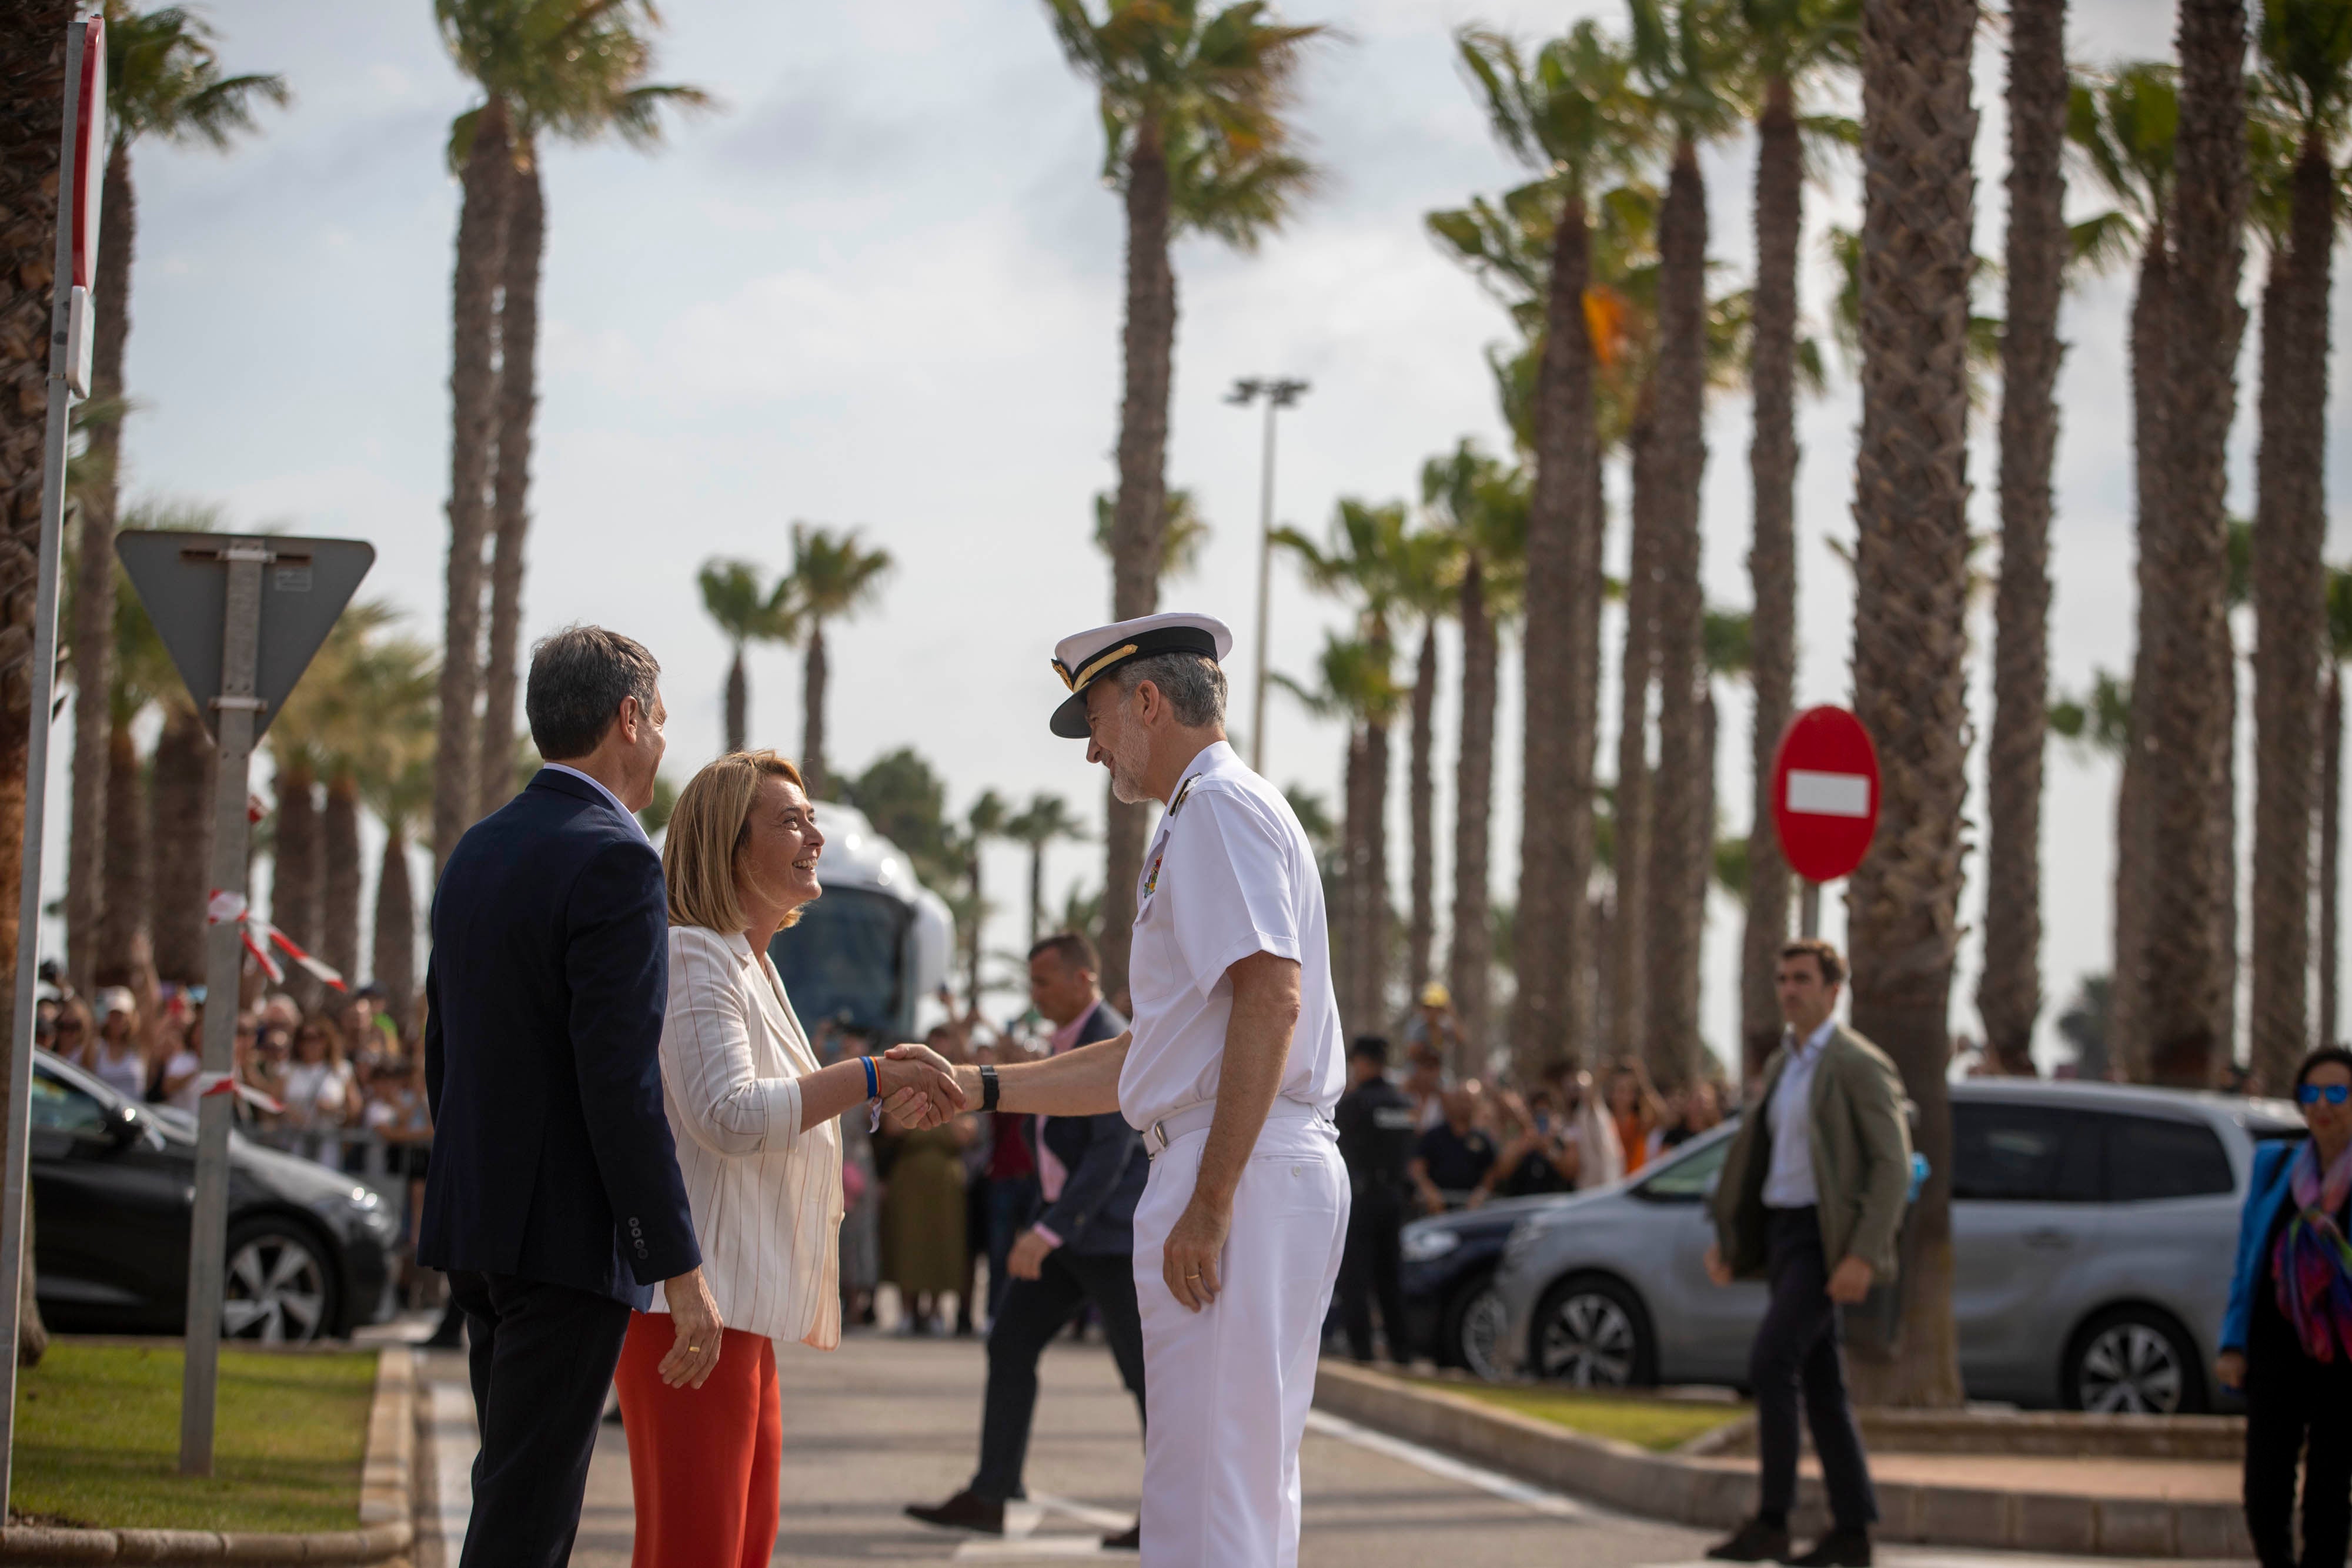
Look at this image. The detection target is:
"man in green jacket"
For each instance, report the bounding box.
[1704,940,1911,1568]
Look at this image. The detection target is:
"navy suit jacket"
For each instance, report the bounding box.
[1029,1000,1146,1258]
[417,769,700,1308]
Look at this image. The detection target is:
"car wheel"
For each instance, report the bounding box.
[220,1217,337,1345]
[2065,1306,2204,1416]
[1445,1273,1509,1382]
[1531,1273,1652,1388]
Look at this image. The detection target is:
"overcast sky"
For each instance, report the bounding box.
[56,0,2352,1066]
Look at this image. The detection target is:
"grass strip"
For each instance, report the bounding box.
[12,1342,375,1532]
[1418,1378,1739,1453]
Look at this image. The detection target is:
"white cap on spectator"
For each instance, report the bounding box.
[94,986,135,1021]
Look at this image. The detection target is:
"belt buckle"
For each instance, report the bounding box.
[1147,1119,1168,1158]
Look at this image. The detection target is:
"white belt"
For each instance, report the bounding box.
[1142,1096,1328,1158]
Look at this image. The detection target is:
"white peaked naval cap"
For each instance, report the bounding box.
[1048,612,1235,738]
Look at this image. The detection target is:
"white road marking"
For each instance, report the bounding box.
[1302,1409,1588,1520]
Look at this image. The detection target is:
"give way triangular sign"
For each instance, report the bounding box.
[115,531,376,741]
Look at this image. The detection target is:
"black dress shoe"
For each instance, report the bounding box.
[904,1490,1005,1535]
[1788,1528,1872,1567]
[1102,1523,1140,1551]
[1706,1517,1792,1562]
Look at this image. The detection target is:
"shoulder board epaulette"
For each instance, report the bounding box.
[1168,775,1201,818]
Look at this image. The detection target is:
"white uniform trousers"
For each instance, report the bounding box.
[1131,1113,1349,1567]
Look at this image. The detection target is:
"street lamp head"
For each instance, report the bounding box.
[1268,378,1309,407]
[1227,377,1265,405]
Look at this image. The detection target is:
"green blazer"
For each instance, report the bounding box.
[1709,1022,1913,1282]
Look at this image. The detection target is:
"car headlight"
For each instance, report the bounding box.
[1401,1226,1461,1263]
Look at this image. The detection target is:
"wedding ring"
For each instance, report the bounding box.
[689,1345,701,1353]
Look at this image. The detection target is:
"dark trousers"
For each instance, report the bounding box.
[449,1269,633,1568]
[985,1174,1041,1321]
[2244,1349,2352,1568]
[1338,1183,1411,1363]
[970,1248,1146,1503]
[1750,1207,1877,1532]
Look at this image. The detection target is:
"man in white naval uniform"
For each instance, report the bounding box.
[897,611,1348,1566]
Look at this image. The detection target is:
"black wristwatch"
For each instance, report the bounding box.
[979,1062,1000,1114]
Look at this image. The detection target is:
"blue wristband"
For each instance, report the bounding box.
[861,1055,878,1100]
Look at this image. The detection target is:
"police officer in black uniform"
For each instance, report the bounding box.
[1333,1035,1421,1364]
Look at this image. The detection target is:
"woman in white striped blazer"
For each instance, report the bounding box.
[612,749,963,1568]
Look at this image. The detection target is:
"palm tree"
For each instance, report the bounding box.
[2066,61,2176,1078]
[1277,633,1402,1036]
[961,790,1009,1018]
[788,523,891,798]
[2131,0,2249,1091]
[1977,0,2068,1085]
[432,1,707,855]
[91,553,181,987]
[1457,19,1648,1075]
[65,6,283,994]
[1842,0,1976,1409]
[2246,0,2351,1094]
[327,627,436,1001]
[2319,566,2352,1049]
[1045,0,1325,1005]
[1095,487,1211,579]
[366,756,433,1032]
[1004,794,1085,946]
[1735,0,1855,1074]
[696,558,797,755]
[1395,526,1461,1008]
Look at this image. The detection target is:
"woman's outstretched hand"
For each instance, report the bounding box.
[876,1044,965,1129]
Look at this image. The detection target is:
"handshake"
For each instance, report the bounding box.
[871,1045,974,1131]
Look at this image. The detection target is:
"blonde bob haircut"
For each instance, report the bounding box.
[663,750,813,934]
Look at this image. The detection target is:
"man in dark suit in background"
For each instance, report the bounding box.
[419,626,722,1568]
[1334,1035,1419,1364]
[907,932,1148,1550]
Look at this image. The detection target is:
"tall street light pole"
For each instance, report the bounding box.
[1228,376,1309,773]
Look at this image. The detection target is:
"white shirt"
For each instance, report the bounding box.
[1118,741,1346,1131]
[543,762,651,845]
[1763,1018,1835,1209]
[648,925,844,1349]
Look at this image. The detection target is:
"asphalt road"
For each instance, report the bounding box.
[412,1332,2244,1567]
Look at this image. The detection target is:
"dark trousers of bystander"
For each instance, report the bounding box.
[1750,1207,1877,1533]
[985,1174,1041,1322]
[1337,1184,1412,1363]
[970,1249,1146,1504]
[2243,1349,2352,1568]
[449,1269,633,1568]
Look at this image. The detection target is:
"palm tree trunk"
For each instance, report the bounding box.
[1364,713,1393,1031]
[1407,622,1437,1005]
[2144,0,2247,1090]
[92,714,145,987]
[1979,0,2066,1079]
[1576,411,1608,1053]
[432,96,510,876]
[273,760,322,1011]
[1845,0,1978,1410]
[2112,231,2171,1081]
[1450,556,1496,1076]
[372,823,416,1034]
[2321,664,2342,1049]
[1742,78,1800,1076]
[1511,186,1600,1078]
[147,703,213,985]
[1612,400,1659,1069]
[1027,842,1045,947]
[67,141,132,997]
[2249,133,2333,1094]
[965,857,985,1021]
[801,621,827,794]
[1100,122,1177,1007]
[1339,726,1371,1035]
[478,155,543,822]
[323,771,362,991]
[1644,142,1710,1094]
[725,644,749,755]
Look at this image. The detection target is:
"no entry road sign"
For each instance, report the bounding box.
[1770,705,1880,885]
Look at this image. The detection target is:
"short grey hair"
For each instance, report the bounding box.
[1114,651,1225,728]
[526,625,660,760]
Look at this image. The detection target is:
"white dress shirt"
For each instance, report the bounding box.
[1763,1018,1836,1209]
[644,924,844,1348]
[1118,741,1346,1131]
[542,762,650,845]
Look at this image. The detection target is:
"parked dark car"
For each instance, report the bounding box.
[29,1049,402,1341]
[1401,1193,1560,1378]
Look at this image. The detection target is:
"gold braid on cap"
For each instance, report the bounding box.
[1052,643,1139,695]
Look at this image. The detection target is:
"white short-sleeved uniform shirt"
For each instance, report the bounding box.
[1118,740,1347,1131]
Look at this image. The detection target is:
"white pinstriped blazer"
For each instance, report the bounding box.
[644,924,844,1350]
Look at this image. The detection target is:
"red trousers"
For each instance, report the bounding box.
[613,1313,781,1568]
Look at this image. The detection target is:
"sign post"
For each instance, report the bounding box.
[115,530,373,1475]
[0,5,105,1518]
[1769,705,1883,934]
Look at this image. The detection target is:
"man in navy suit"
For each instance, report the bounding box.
[419,626,721,1568]
[907,931,1149,1548]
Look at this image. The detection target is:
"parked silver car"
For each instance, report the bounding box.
[1480,1079,2301,1412]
